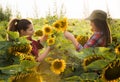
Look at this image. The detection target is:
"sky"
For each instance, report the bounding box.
[0,0,120,19]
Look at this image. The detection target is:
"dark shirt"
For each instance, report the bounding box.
[27,37,43,57]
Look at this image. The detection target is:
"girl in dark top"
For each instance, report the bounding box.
[7,18,50,62]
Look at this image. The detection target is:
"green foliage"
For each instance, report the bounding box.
[0,5,12,21]
[0,65,21,75]
[20,60,38,71]
[0,31,38,81]
[0,21,8,41]
[108,18,120,45]
[7,31,19,41]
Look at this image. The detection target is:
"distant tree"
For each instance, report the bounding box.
[0,5,12,21]
[0,5,4,21]
[4,6,12,21]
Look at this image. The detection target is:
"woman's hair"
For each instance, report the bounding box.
[7,18,32,40]
[91,19,112,46]
[8,18,32,33]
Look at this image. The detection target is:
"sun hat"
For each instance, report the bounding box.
[86,10,107,20]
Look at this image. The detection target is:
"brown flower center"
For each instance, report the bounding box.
[54,61,62,69]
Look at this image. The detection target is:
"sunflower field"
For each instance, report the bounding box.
[0,16,120,82]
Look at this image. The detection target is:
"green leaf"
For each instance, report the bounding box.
[94,47,110,55]
[20,60,37,70]
[93,47,116,61]
[76,48,95,60]
[65,76,81,81]
[102,52,116,61]
[7,31,19,40]
[86,60,110,70]
[0,65,21,75]
[0,41,12,50]
[80,72,99,80]
[18,36,30,44]
[0,74,10,81]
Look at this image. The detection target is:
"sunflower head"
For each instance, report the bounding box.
[52,21,61,31]
[45,57,54,63]
[21,44,32,54]
[59,18,68,31]
[82,55,104,70]
[76,35,88,46]
[23,55,36,61]
[9,44,32,54]
[115,44,120,55]
[14,52,24,57]
[43,25,52,35]
[101,60,120,82]
[34,30,43,36]
[8,76,15,82]
[10,73,42,82]
[50,59,66,74]
[47,38,55,46]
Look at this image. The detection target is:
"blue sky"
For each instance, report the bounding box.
[0,0,120,18]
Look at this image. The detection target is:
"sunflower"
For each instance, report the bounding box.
[59,18,68,31]
[21,44,32,54]
[8,44,32,54]
[47,38,55,46]
[43,25,52,35]
[76,35,88,46]
[23,55,36,61]
[34,29,43,36]
[115,44,120,55]
[50,59,66,74]
[101,60,120,82]
[9,73,43,82]
[14,52,24,57]
[45,57,54,63]
[8,76,15,82]
[82,55,104,70]
[52,21,61,31]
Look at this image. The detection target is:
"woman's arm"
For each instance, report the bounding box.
[64,31,80,51]
[39,35,48,43]
[36,46,50,62]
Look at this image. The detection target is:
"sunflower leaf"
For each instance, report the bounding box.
[64,76,81,81]
[7,31,19,40]
[0,41,12,50]
[80,72,99,80]
[20,60,37,70]
[0,65,21,75]
[86,60,110,70]
[0,74,10,81]
[76,48,95,60]
[94,47,110,55]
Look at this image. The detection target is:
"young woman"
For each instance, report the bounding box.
[7,18,50,62]
[64,10,112,51]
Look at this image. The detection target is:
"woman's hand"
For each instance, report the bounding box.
[40,35,48,43]
[36,46,50,62]
[64,31,80,50]
[64,31,74,40]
